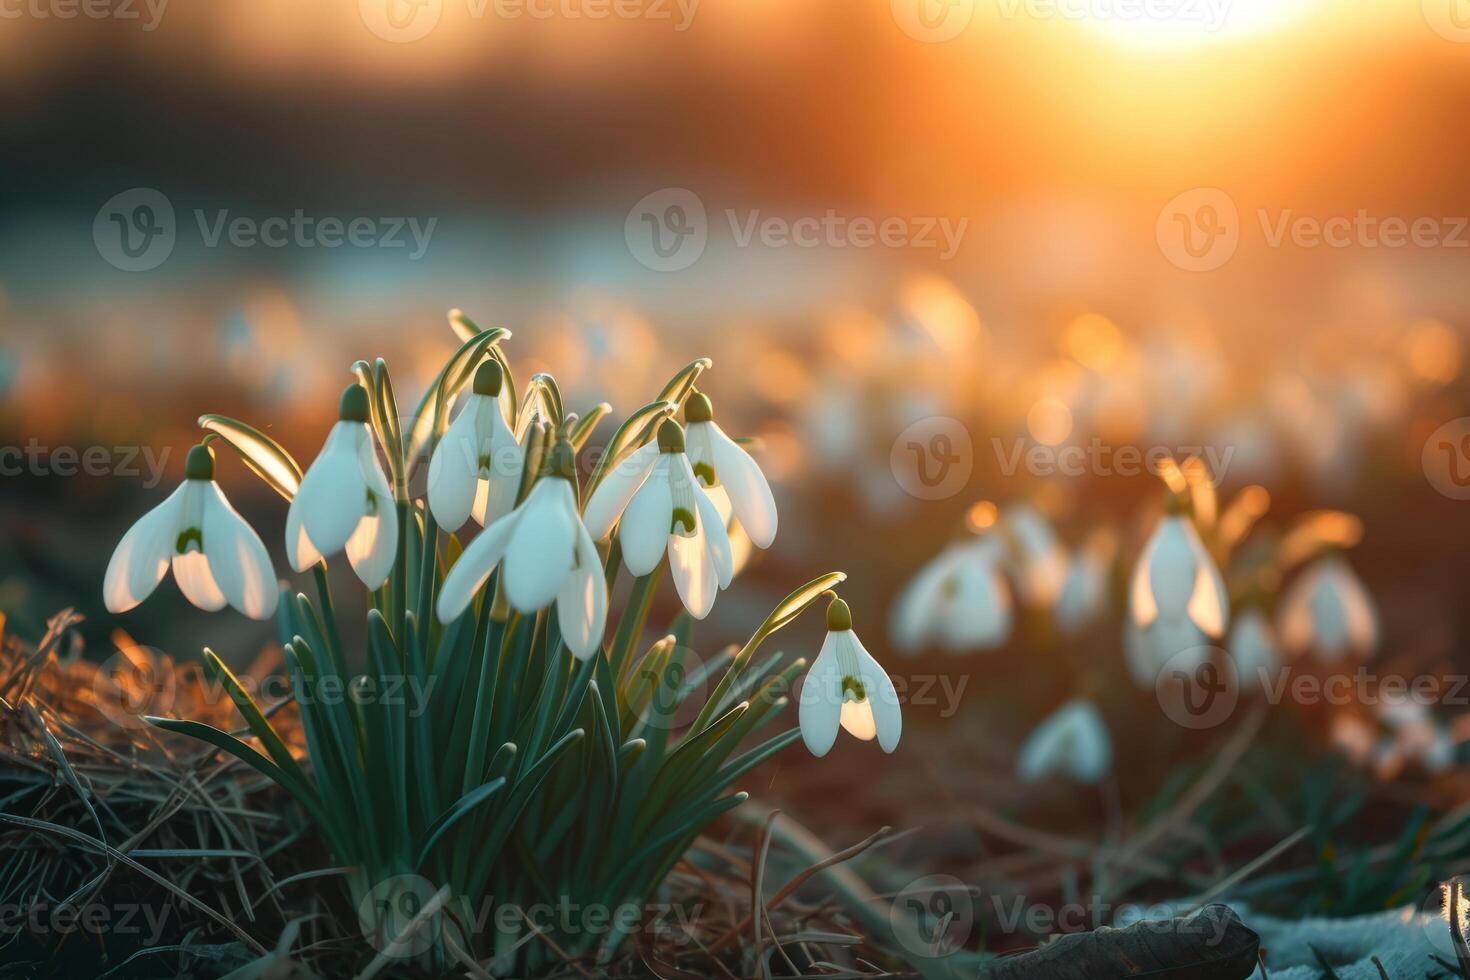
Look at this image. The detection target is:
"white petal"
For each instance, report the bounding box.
[504,480,576,612]
[284,495,323,571]
[173,550,227,611]
[427,405,480,530]
[202,483,278,620]
[582,441,659,540]
[1145,517,1198,620]
[479,406,522,527]
[798,636,844,757]
[689,463,734,589]
[851,632,901,753]
[1184,522,1229,638]
[943,548,1013,651]
[293,422,370,561]
[619,457,672,577]
[558,520,607,660]
[669,527,719,619]
[890,548,958,653]
[345,496,398,590]
[104,483,185,614]
[704,421,777,549]
[437,507,520,623]
[1018,700,1109,784]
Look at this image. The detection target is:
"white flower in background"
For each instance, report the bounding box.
[1017,698,1111,784]
[1277,554,1378,661]
[1054,534,1113,637]
[1126,511,1229,685]
[1378,699,1456,775]
[800,598,901,757]
[891,535,1012,654]
[1227,607,1279,691]
[104,445,277,620]
[427,360,521,531]
[285,384,398,589]
[1000,504,1067,609]
[683,390,778,550]
[583,420,732,619]
[437,439,606,659]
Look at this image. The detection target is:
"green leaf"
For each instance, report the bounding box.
[201,648,311,791]
[414,777,507,870]
[198,415,303,501]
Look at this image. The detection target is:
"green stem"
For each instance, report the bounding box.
[311,563,347,678]
[393,500,409,642]
[417,510,438,654]
[608,567,662,687]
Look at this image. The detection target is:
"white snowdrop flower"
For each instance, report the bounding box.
[1277,554,1378,661]
[800,599,901,757]
[426,360,521,531]
[1054,541,1110,638]
[1126,510,1229,685]
[1227,607,1279,692]
[683,391,777,550]
[436,439,606,659]
[104,445,277,620]
[1017,698,1111,785]
[285,384,398,590]
[891,535,1012,655]
[582,420,732,619]
[1000,504,1067,608]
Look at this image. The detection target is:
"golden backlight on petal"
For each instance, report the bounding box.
[839,699,877,742]
[1129,548,1158,628]
[174,550,226,609]
[1186,564,1225,638]
[345,513,383,568]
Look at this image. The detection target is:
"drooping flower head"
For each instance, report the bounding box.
[1277,552,1378,662]
[683,390,778,550]
[1227,606,1279,691]
[891,525,1012,655]
[1016,698,1112,785]
[437,436,607,658]
[1126,497,1229,686]
[104,444,277,620]
[285,383,398,589]
[583,419,732,619]
[427,359,522,531]
[800,598,901,757]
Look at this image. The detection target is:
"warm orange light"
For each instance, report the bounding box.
[1063,313,1123,371]
[966,500,998,532]
[1404,318,1461,386]
[1027,398,1073,446]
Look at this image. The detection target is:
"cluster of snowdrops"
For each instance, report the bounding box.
[99,313,899,969]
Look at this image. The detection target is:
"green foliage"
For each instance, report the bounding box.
[154,331,833,973]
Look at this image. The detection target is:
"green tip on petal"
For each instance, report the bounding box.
[339,384,370,423]
[547,437,577,480]
[657,419,685,454]
[473,359,503,397]
[184,444,215,481]
[826,596,852,632]
[685,390,713,424]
